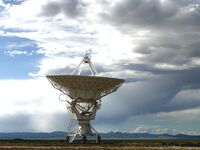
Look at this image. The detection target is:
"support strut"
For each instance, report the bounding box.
[65,100,101,143]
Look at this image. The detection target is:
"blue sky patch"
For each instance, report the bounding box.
[0,36,43,79]
[0,6,4,12]
[3,0,25,5]
[3,28,35,33]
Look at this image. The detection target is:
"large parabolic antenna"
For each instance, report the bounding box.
[46,55,124,143]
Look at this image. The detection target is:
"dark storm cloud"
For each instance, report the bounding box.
[99,0,200,69]
[40,2,61,17]
[133,34,200,66]
[0,113,33,132]
[186,42,200,58]
[40,0,86,18]
[97,68,200,123]
[0,112,67,132]
[103,0,175,27]
[124,63,173,75]
[101,0,200,30]
[161,90,200,112]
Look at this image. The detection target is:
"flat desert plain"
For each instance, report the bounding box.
[0,139,199,150]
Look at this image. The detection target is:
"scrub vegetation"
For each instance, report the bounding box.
[0,139,199,149]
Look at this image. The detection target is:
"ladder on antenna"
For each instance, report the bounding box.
[65,108,77,142]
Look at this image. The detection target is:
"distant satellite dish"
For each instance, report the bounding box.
[46,54,124,143]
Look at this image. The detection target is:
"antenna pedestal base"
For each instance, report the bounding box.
[78,120,93,136]
[65,100,100,143]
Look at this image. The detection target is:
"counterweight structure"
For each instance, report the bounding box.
[46,55,124,143]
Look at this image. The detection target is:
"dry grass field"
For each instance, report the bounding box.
[0,139,199,150]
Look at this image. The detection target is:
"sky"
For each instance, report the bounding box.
[0,0,200,135]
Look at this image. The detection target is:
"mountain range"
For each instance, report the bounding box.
[0,131,200,140]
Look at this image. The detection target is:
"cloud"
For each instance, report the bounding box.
[0,78,69,132]
[0,78,64,115]
[97,68,200,123]
[0,0,5,6]
[1,67,198,132]
[131,34,200,68]
[0,0,200,133]
[98,0,200,71]
[40,0,86,18]
[101,0,200,30]
[0,113,33,132]
[130,125,196,135]
[3,0,25,5]
[102,0,176,27]
[131,125,180,135]
[160,89,200,112]
[4,50,28,56]
[0,112,67,132]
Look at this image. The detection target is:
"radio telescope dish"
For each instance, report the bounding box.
[46,75,124,102]
[46,54,124,143]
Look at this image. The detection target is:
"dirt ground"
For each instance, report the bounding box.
[0,139,199,150]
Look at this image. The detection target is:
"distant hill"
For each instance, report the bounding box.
[0,131,200,139]
[0,131,64,139]
[101,132,200,139]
